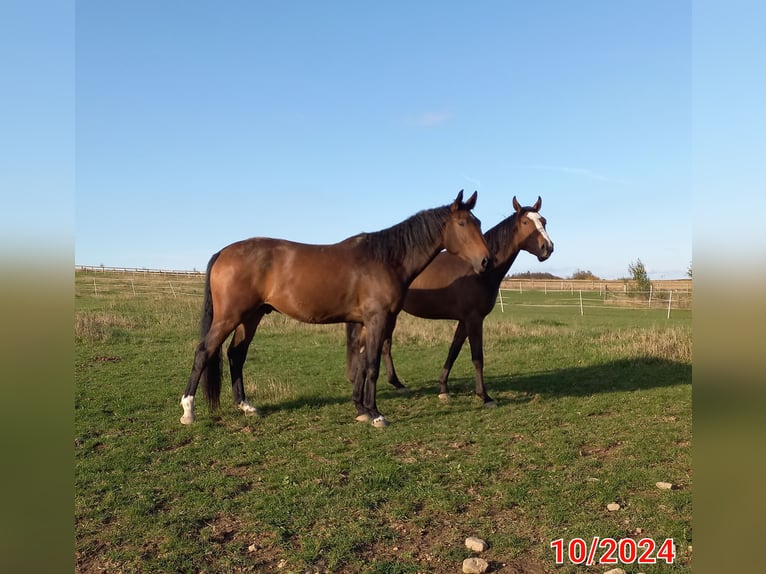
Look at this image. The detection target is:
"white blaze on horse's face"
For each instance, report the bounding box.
[525,212,554,260]
[527,212,551,243]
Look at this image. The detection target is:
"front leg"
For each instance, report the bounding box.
[359,313,396,427]
[345,323,365,384]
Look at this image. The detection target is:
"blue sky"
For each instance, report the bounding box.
[11,1,699,279]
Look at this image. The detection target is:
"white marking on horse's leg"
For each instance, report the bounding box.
[438,393,451,402]
[527,212,553,245]
[372,416,389,428]
[237,401,261,416]
[355,413,372,423]
[180,395,196,425]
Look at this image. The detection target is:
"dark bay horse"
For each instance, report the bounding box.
[180,191,490,427]
[346,196,553,406]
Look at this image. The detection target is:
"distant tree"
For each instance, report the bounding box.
[570,269,600,280]
[687,262,692,278]
[507,271,562,280]
[627,258,652,296]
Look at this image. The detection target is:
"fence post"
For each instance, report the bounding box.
[498,289,504,313]
[667,290,673,319]
[169,281,176,298]
[648,284,653,308]
[93,277,97,295]
[579,290,584,316]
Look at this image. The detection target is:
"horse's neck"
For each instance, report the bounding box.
[490,250,520,284]
[365,207,449,286]
[400,241,445,285]
[486,220,522,283]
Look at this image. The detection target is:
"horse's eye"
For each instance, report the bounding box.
[459,221,466,227]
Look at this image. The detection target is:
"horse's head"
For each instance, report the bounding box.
[444,190,491,273]
[513,196,554,261]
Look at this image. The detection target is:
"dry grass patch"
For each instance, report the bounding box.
[598,325,691,363]
[75,311,138,342]
[246,376,301,406]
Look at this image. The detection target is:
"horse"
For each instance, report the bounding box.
[346,196,553,406]
[180,190,491,428]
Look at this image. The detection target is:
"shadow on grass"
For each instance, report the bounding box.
[435,357,691,400]
[216,357,690,421]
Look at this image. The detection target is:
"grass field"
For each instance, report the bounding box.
[75,271,692,573]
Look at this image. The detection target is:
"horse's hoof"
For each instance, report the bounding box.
[180,396,195,425]
[237,402,261,417]
[483,400,498,409]
[355,414,372,423]
[372,416,389,428]
[438,393,451,402]
[395,386,410,394]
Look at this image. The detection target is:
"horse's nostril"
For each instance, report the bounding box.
[482,256,490,270]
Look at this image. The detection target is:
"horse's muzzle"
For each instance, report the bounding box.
[537,242,554,262]
[475,255,491,273]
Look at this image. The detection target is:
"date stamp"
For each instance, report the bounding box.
[551,537,676,566]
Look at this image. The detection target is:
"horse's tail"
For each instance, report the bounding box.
[200,251,223,411]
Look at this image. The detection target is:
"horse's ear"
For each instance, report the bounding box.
[533,196,542,211]
[513,196,522,213]
[464,190,478,210]
[451,189,465,212]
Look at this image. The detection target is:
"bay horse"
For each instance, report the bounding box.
[346,196,553,406]
[180,191,490,427]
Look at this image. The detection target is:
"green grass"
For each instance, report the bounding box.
[75,271,691,573]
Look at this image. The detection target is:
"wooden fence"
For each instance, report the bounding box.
[76,267,692,317]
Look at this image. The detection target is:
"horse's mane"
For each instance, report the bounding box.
[484,211,518,255]
[362,205,452,263]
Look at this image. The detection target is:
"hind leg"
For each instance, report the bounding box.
[381,336,407,391]
[227,310,267,416]
[180,319,238,424]
[437,320,468,401]
[466,320,495,407]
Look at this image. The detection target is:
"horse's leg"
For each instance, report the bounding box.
[180,318,237,424]
[382,336,408,392]
[227,310,266,417]
[348,321,406,394]
[351,365,369,422]
[349,323,370,421]
[437,320,468,401]
[466,319,496,407]
[358,313,393,427]
[345,323,364,384]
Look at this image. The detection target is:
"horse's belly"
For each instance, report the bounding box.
[268,289,358,324]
